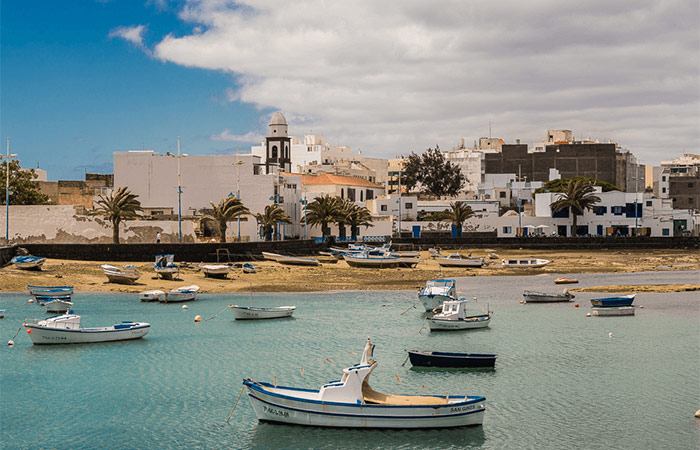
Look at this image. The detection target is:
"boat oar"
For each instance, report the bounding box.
[401,352,410,367]
[395,374,402,383]
[399,304,416,316]
[418,316,429,334]
[226,386,245,424]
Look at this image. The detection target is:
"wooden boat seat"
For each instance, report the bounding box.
[362,382,447,405]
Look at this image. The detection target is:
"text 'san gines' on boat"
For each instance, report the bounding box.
[435,254,485,268]
[23,314,150,345]
[419,279,457,312]
[11,255,47,270]
[500,258,550,268]
[429,299,492,331]
[162,285,199,303]
[101,264,142,285]
[154,254,179,280]
[243,338,486,428]
[200,264,231,279]
[407,351,497,368]
[522,289,574,303]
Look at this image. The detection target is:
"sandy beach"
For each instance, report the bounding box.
[2,248,698,294]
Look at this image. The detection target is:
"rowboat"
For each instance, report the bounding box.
[261,252,282,261]
[343,254,400,268]
[163,285,199,303]
[230,305,296,320]
[27,285,74,297]
[44,299,74,313]
[200,264,231,279]
[554,277,578,284]
[407,351,497,368]
[522,289,574,303]
[33,294,72,306]
[592,306,635,316]
[429,299,492,331]
[23,314,150,345]
[436,254,485,268]
[590,295,636,308]
[242,263,256,273]
[11,255,46,270]
[101,264,141,285]
[275,254,320,266]
[154,254,179,280]
[501,258,550,268]
[419,279,456,312]
[243,338,486,428]
[139,290,165,302]
[0,310,4,319]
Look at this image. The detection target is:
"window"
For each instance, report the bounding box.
[499,191,506,198]
[360,191,364,202]
[271,146,278,159]
[662,187,666,193]
[405,202,413,209]
[340,188,344,198]
[689,183,694,188]
[503,226,512,234]
[348,188,356,201]
[646,201,652,207]
[381,205,387,212]
[366,190,374,200]
[594,206,607,215]
[662,228,670,236]
[612,206,624,215]
[662,176,666,182]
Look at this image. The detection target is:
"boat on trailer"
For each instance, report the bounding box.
[407,351,497,368]
[101,264,141,285]
[200,264,231,279]
[243,338,486,428]
[230,305,296,320]
[436,254,485,268]
[28,285,74,297]
[11,255,47,270]
[419,279,457,312]
[429,299,492,331]
[154,254,179,280]
[522,289,574,303]
[23,314,150,345]
[501,258,550,268]
[590,294,635,308]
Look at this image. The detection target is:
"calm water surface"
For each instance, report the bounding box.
[1,271,698,449]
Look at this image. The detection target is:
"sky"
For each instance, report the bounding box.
[1,0,698,180]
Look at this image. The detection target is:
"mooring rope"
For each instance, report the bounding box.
[204,305,233,321]
[8,324,24,345]
[226,386,246,424]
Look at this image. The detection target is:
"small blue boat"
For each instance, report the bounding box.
[408,351,497,368]
[242,262,256,274]
[12,256,46,270]
[590,294,636,307]
[28,285,74,296]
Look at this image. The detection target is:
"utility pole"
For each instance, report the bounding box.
[3,138,18,240]
[397,169,402,238]
[234,146,244,241]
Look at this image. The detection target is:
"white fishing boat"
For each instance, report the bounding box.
[436,254,485,268]
[429,299,492,331]
[139,290,165,302]
[44,299,74,313]
[243,338,486,428]
[522,289,574,303]
[23,314,150,345]
[33,294,72,306]
[501,258,550,268]
[200,264,231,279]
[275,254,320,266]
[419,279,457,312]
[11,255,47,270]
[28,285,74,297]
[230,304,296,320]
[261,252,282,261]
[154,254,179,280]
[163,285,199,303]
[343,253,400,268]
[101,264,142,285]
[592,306,635,317]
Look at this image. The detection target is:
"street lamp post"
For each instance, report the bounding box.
[632,176,639,236]
[3,137,18,241]
[234,147,244,241]
[396,170,402,238]
[166,137,187,242]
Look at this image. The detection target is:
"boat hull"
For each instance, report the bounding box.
[590,295,635,307]
[419,294,452,312]
[155,268,179,280]
[436,258,484,268]
[244,382,485,428]
[232,306,295,320]
[592,307,635,316]
[45,300,73,313]
[554,278,578,284]
[523,291,573,303]
[24,323,150,345]
[429,315,491,331]
[343,255,400,268]
[105,274,141,285]
[408,351,497,368]
[139,290,165,302]
[202,266,230,278]
[162,293,196,303]
[28,285,74,296]
[276,256,320,266]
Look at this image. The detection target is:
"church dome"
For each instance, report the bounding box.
[269,111,287,126]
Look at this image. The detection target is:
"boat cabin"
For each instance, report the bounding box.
[421,279,456,297]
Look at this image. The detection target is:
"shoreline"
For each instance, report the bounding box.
[1,248,698,294]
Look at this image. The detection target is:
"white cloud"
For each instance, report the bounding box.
[210,129,263,143]
[109,24,150,54]
[152,0,698,164]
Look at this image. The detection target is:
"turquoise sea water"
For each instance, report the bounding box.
[1,271,699,450]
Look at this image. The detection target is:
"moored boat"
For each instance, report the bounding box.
[33,294,72,306]
[592,306,635,316]
[230,305,296,320]
[27,285,74,297]
[501,258,550,268]
[139,290,165,302]
[163,285,199,303]
[101,264,141,285]
[554,277,578,284]
[419,279,457,312]
[590,294,636,308]
[44,299,74,313]
[0,310,4,319]
[436,254,485,268]
[243,338,486,428]
[11,256,46,270]
[200,264,231,279]
[522,289,574,303]
[23,314,150,345]
[429,299,492,331]
[408,351,497,368]
[154,254,179,280]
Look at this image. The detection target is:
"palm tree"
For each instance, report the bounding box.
[441,201,474,238]
[304,194,341,237]
[204,196,250,243]
[346,203,374,237]
[254,204,292,241]
[549,179,601,236]
[91,187,143,244]
[335,198,353,238]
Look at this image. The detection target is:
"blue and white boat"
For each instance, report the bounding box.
[0,310,5,319]
[33,294,72,306]
[343,252,400,268]
[243,338,486,428]
[23,314,150,345]
[429,299,492,331]
[242,263,256,274]
[419,279,457,311]
[154,254,179,280]
[11,256,46,270]
[28,285,74,297]
[590,294,635,307]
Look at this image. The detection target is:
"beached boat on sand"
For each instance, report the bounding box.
[501,258,550,268]
[242,262,256,273]
[343,253,400,268]
[436,254,485,268]
[11,255,46,270]
[162,285,199,303]
[429,299,492,331]
[419,279,457,312]
[243,338,486,428]
[275,254,320,266]
[23,314,149,345]
[154,254,179,280]
[101,264,141,285]
[230,304,296,320]
[522,289,574,303]
[261,252,281,261]
[200,264,231,279]
[408,351,497,368]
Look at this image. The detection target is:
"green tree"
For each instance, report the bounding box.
[549,179,601,236]
[91,187,142,244]
[535,176,618,194]
[254,204,292,241]
[204,196,250,243]
[441,201,475,238]
[345,202,373,237]
[304,194,341,237]
[402,146,465,197]
[0,160,51,205]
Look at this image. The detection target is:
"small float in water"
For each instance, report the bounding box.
[554,277,578,284]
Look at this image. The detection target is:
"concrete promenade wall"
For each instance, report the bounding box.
[390,236,700,250]
[18,240,327,263]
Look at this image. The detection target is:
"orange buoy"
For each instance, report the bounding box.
[194,315,202,322]
[27,329,31,334]
[574,303,579,308]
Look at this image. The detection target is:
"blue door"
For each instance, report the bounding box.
[412,225,421,238]
[597,225,603,236]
